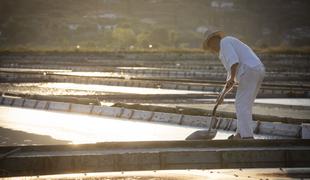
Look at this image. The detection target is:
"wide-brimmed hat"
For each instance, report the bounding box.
[202,30,224,50]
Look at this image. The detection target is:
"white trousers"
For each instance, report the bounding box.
[235,65,265,138]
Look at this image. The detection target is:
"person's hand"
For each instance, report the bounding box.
[226,77,235,89]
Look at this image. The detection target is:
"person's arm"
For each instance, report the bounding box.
[226,63,239,90]
[216,63,238,104]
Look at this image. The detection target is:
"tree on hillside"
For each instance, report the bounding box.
[148,27,170,47]
[137,32,150,48]
[112,27,136,49]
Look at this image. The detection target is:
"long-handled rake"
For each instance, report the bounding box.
[185,101,219,140]
[185,82,234,140]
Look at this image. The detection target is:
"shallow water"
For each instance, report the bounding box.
[219,98,310,106]
[0,106,286,145]
[255,98,310,106]
[10,82,210,95]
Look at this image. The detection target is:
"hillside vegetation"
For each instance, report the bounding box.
[0,0,309,51]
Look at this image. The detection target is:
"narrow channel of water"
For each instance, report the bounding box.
[0,106,287,146]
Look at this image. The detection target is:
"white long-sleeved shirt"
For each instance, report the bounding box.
[219,36,263,82]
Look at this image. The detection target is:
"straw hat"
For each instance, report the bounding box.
[202,30,224,50]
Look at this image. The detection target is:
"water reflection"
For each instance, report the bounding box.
[0,106,218,144]
[40,83,209,95]
[0,106,285,145]
[53,71,120,78]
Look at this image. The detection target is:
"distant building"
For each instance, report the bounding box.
[68,24,79,31]
[97,24,118,31]
[103,25,117,30]
[211,0,234,9]
[98,13,120,19]
[83,12,122,19]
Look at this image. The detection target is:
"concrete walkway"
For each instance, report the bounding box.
[5,168,310,180]
[0,140,309,177]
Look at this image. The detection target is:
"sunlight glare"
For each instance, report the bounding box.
[40,82,209,95]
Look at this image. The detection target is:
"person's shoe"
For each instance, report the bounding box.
[228,134,254,140]
[242,136,254,139]
[227,134,241,140]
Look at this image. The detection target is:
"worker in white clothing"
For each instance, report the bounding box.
[203,30,265,139]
